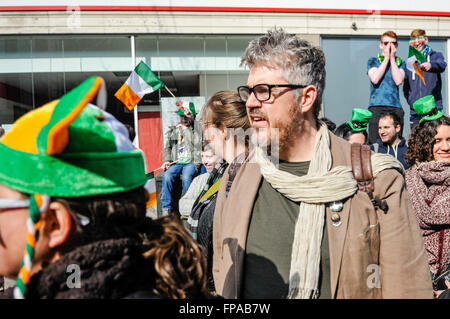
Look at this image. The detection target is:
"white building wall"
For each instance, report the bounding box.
[0,11,449,37]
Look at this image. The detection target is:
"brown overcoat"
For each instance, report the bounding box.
[212,133,433,299]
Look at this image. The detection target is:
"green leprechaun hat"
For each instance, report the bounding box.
[175,100,197,116]
[413,95,444,123]
[0,76,147,298]
[346,108,373,132]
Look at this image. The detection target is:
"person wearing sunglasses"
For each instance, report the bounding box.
[403,29,447,129]
[367,31,406,145]
[212,27,432,300]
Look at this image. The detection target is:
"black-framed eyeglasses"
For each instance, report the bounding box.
[237,84,306,102]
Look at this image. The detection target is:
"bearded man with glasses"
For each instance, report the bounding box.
[212,28,432,299]
[367,30,406,145]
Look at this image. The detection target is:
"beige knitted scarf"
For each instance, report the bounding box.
[254,124,403,299]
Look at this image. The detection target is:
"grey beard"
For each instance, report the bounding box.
[278,109,305,156]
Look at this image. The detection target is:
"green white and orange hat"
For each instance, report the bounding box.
[0,76,147,298]
[413,95,444,123]
[346,108,373,132]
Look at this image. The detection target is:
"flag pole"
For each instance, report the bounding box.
[130,35,139,148]
[164,86,177,99]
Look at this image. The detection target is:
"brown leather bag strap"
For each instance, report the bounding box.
[351,143,388,213]
[351,143,374,193]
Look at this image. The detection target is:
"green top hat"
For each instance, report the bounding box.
[413,95,444,123]
[175,101,197,116]
[346,108,373,132]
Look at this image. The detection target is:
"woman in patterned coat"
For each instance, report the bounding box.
[405,97,450,298]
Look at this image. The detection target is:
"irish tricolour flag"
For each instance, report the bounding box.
[115,61,165,110]
[406,45,427,86]
[144,171,157,209]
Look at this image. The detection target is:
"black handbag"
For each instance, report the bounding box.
[433,266,450,291]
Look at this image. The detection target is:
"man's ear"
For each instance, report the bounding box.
[300,85,317,114]
[395,124,401,134]
[45,201,72,249]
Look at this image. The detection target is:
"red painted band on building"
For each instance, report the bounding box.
[0,6,449,17]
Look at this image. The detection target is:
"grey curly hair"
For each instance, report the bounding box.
[241,28,326,119]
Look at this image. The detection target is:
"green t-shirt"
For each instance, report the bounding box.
[243,160,330,299]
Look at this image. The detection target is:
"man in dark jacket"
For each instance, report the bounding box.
[370,111,410,169]
[403,29,447,128]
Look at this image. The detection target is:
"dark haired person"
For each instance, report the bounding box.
[334,108,372,145]
[0,77,210,299]
[367,30,406,144]
[405,95,450,298]
[319,117,336,132]
[370,111,410,169]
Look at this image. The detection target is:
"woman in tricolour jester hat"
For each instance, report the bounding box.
[0,76,211,299]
